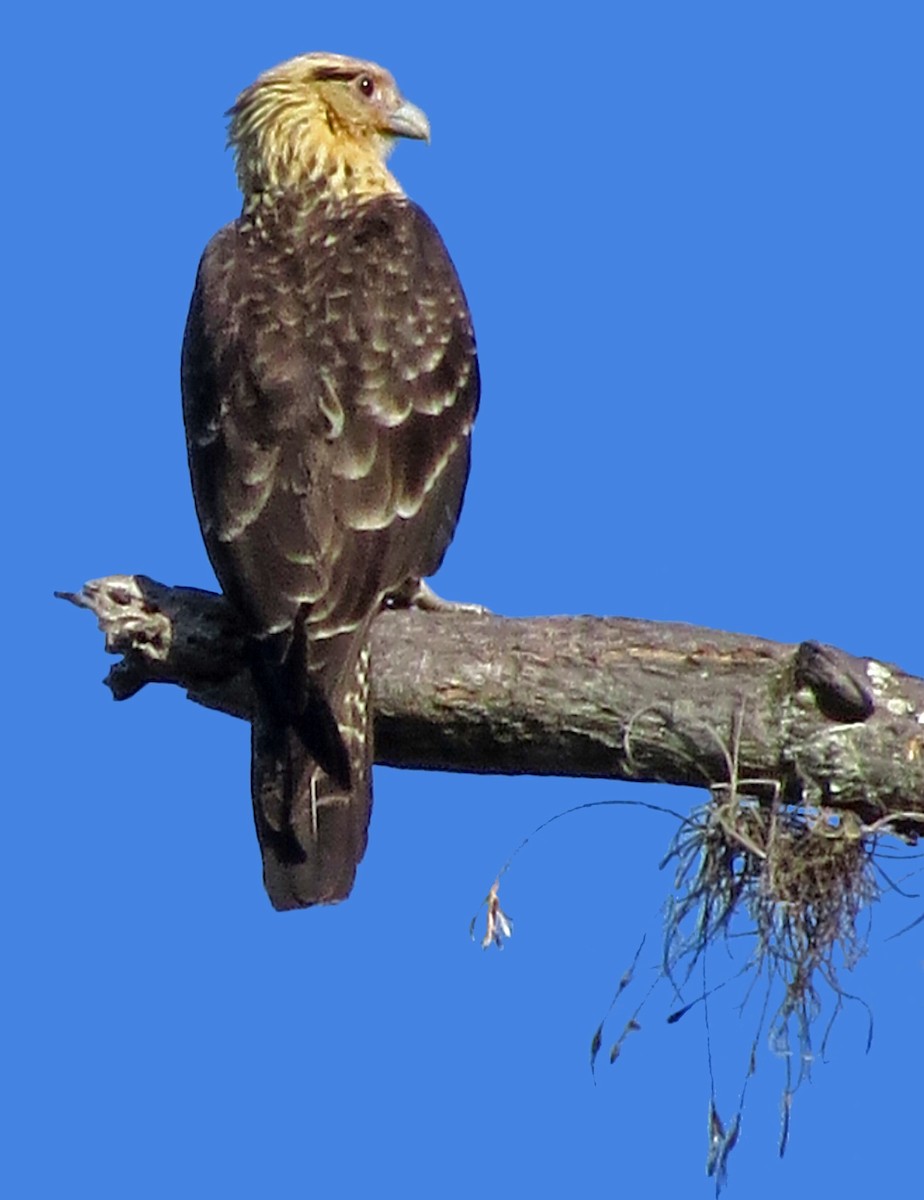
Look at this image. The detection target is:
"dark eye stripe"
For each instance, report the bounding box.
[311,66,360,83]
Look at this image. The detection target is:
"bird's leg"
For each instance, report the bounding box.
[386,577,489,616]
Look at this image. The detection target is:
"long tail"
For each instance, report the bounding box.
[250,639,373,910]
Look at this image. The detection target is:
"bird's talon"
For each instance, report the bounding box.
[388,579,489,616]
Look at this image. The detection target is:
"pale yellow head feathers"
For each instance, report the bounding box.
[228,52,431,202]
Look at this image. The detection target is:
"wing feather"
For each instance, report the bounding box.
[182,193,478,688]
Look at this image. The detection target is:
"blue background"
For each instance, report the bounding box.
[9,3,922,1196]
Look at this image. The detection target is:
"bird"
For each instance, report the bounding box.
[181,53,480,910]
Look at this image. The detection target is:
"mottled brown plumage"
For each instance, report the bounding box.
[181,54,479,909]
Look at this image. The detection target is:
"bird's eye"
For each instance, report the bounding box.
[358,75,376,98]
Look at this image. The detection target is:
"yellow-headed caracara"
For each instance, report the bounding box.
[181,54,479,910]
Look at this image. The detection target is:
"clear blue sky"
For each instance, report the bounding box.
[8,3,922,1196]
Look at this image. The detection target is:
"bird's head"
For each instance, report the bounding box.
[228,53,430,202]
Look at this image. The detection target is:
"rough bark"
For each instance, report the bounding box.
[58,574,924,839]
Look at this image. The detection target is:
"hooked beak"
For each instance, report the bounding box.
[386,98,431,143]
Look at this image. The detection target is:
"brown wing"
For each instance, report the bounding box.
[182,195,477,689]
[181,195,478,906]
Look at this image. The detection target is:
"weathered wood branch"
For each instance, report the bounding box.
[59,574,924,837]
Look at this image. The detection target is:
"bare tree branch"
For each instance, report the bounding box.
[58,574,924,837]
